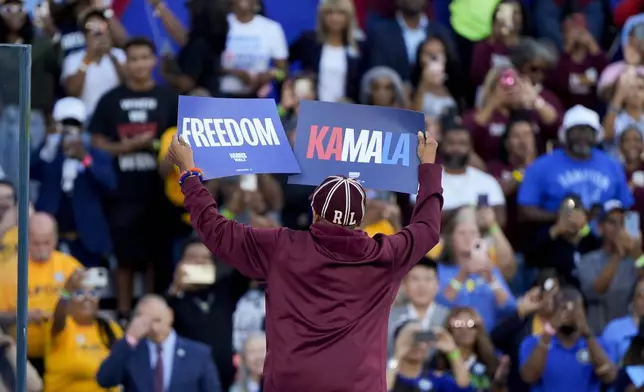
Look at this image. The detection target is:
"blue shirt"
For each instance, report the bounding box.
[517,149,633,212]
[602,316,637,363]
[435,264,517,331]
[147,329,177,391]
[395,370,473,392]
[519,335,612,392]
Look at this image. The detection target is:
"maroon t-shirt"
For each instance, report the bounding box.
[547,52,609,111]
[487,160,526,251]
[463,91,562,163]
[470,40,512,87]
[181,164,444,392]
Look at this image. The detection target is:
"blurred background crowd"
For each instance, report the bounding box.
[3,0,644,390]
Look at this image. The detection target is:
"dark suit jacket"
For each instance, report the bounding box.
[490,311,534,392]
[96,336,222,392]
[366,18,456,82]
[30,142,115,255]
[289,31,365,102]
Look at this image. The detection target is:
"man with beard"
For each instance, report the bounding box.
[519,287,617,392]
[435,112,506,226]
[518,105,633,225]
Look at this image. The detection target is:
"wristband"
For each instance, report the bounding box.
[447,350,460,361]
[221,208,236,219]
[489,224,501,235]
[512,169,524,183]
[636,255,644,268]
[178,168,204,185]
[449,279,463,291]
[277,104,287,117]
[272,69,285,82]
[152,139,161,151]
[578,224,590,238]
[60,289,71,300]
[81,155,93,168]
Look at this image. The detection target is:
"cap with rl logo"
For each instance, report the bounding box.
[310,176,366,226]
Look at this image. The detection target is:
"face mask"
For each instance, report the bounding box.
[566,139,592,156]
[442,153,468,169]
[558,324,577,336]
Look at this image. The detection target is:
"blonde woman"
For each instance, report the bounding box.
[0,327,42,392]
[289,0,364,103]
[230,333,266,392]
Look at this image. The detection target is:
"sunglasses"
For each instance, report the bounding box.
[0,3,23,13]
[72,289,99,300]
[450,319,476,329]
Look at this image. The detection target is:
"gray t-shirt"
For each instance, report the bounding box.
[578,249,637,333]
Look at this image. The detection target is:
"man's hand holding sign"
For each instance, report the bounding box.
[169,98,442,392]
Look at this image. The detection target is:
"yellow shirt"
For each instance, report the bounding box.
[363,219,396,237]
[0,226,18,265]
[45,317,123,392]
[0,251,81,358]
[159,127,190,225]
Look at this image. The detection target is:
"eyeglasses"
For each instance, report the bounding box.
[450,319,476,329]
[0,3,23,14]
[72,289,99,300]
[528,65,546,74]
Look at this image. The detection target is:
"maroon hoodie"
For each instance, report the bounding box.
[180,163,443,391]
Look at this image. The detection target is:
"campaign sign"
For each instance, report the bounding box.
[288,101,425,194]
[178,96,301,179]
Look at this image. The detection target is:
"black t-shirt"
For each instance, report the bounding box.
[177,36,220,96]
[89,84,178,204]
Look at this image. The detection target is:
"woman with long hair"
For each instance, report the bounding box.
[289,0,364,103]
[230,333,266,392]
[45,270,122,392]
[435,307,504,392]
[411,33,466,118]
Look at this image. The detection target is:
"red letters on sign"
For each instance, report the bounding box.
[306,125,329,159]
[306,125,344,161]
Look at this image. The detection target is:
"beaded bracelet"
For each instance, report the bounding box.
[179,168,204,185]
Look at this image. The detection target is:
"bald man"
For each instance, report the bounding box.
[97,294,223,392]
[0,212,82,374]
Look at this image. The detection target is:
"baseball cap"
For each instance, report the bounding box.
[560,104,600,131]
[598,199,625,220]
[310,176,366,227]
[53,97,87,124]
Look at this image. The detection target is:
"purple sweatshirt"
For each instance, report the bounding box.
[180,163,443,392]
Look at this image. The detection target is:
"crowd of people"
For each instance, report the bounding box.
[0,0,644,390]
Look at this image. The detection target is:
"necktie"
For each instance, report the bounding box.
[155,344,164,392]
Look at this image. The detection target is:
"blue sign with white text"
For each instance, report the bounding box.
[288,101,425,194]
[178,96,301,179]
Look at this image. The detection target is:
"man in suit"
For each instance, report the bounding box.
[388,257,449,356]
[96,294,222,392]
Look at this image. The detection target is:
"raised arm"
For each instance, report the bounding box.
[386,131,443,277]
[182,177,282,280]
[169,134,281,280]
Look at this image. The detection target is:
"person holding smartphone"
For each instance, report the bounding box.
[387,320,470,391]
[166,237,250,391]
[578,200,642,332]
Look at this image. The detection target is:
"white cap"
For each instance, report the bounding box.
[52,97,87,124]
[558,105,603,142]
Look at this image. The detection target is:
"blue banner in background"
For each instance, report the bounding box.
[177,96,301,179]
[288,101,425,194]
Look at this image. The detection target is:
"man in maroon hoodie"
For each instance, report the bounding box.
[165,130,442,392]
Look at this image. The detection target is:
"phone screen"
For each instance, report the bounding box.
[477,194,489,207]
[626,211,641,237]
[240,174,258,192]
[414,331,435,342]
